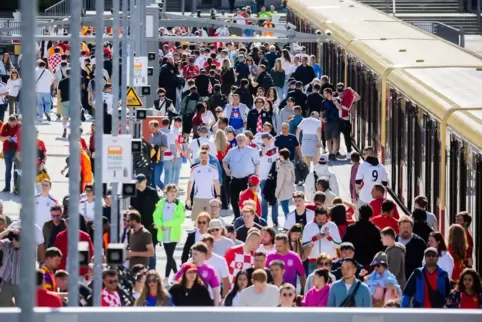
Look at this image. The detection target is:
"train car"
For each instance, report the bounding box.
[287,0,482,270]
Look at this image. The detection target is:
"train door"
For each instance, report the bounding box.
[423,115,433,212]
[475,154,482,271]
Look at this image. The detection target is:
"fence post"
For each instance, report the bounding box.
[460,26,465,47]
[477,0,481,35]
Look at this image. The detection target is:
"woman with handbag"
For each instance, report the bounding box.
[327,258,372,307]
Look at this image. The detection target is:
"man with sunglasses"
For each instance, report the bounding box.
[153,88,174,118]
[101,269,122,307]
[209,219,233,256]
[42,205,66,249]
[34,179,58,229]
[246,97,272,135]
[304,253,336,291]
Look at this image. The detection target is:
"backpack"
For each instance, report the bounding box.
[313,170,331,191]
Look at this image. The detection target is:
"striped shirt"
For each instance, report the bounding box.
[0,240,21,285]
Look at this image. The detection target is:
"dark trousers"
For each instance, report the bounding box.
[162,242,178,278]
[230,176,249,219]
[221,167,231,209]
[229,0,236,12]
[0,104,7,123]
[340,119,352,153]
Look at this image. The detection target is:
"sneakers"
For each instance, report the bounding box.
[45,112,51,122]
[62,129,67,138]
[163,277,170,288]
[346,152,351,160]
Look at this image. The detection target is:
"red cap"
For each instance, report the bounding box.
[248,175,261,186]
[181,263,198,272]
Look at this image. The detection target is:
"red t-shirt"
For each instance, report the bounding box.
[192,113,203,126]
[448,246,466,282]
[80,138,88,151]
[465,229,473,261]
[36,289,63,308]
[224,245,254,284]
[371,214,399,233]
[216,145,230,162]
[1,123,19,153]
[369,198,400,219]
[54,230,94,276]
[238,189,261,217]
[460,292,479,309]
[183,65,200,79]
[423,269,438,308]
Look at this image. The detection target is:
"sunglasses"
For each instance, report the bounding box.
[106,279,118,284]
[51,214,62,218]
[147,279,159,284]
[318,261,331,267]
[282,293,294,297]
[211,228,221,232]
[375,264,383,268]
[159,95,165,98]
[198,221,208,225]
[216,110,222,113]
[85,189,93,193]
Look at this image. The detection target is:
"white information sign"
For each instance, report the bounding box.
[102,135,133,183]
[133,56,148,87]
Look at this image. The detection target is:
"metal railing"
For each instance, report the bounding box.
[44,0,94,17]
[412,21,465,47]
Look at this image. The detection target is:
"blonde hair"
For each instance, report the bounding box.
[214,130,228,154]
[221,58,231,70]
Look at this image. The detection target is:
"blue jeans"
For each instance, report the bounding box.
[151,161,164,191]
[279,199,290,217]
[172,157,182,185]
[3,149,17,191]
[148,246,156,270]
[163,159,174,185]
[36,92,51,117]
[260,180,279,225]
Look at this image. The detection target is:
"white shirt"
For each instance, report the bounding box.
[235,15,247,25]
[188,137,217,160]
[79,199,95,221]
[355,160,388,202]
[171,127,182,157]
[34,193,58,228]
[93,92,114,115]
[8,220,44,245]
[202,111,216,127]
[35,67,54,93]
[195,55,208,68]
[304,164,340,202]
[284,209,315,231]
[205,253,229,297]
[189,163,219,199]
[258,144,278,180]
[297,117,321,135]
[6,79,21,97]
[163,130,176,161]
[0,82,7,104]
[257,244,276,255]
[302,220,341,259]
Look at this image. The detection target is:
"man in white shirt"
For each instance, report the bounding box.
[35,60,55,121]
[305,154,339,202]
[302,206,341,273]
[186,150,221,222]
[296,111,322,167]
[79,184,95,222]
[258,133,279,224]
[186,125,216,163]
[8,219,46,262]
[34,179,58,228]
[355,146,388,207]
[201,234,231,298]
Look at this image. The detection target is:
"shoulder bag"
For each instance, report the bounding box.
[423,270,445,308]
[339,281,361,307]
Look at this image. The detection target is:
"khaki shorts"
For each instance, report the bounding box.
[191,197,211,222]
[60,101,70,117]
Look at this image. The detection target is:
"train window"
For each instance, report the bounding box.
[414,108,423,198]
[459,142,468,212]
[449,137,459,222]
[433,122,441,216]
[398,98,406,204]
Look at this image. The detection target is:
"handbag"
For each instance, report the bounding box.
[339,281,361,307]
[423,270,445,308]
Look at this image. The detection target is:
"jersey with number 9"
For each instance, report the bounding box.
[355,160,388,203]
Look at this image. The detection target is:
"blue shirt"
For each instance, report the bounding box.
[229,107,244,130]
[223,146,260,178]
[321,99,340,123]
[274,134,299,161]
[235,62,250,80]
[146,295,157,306]
[228,138,238,149]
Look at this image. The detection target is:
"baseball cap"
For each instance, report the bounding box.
[135,174,147,183]
[181,263,198,272]
[198,125,209,134]
[424,247,438,256]
[261,133,272,140]
[289,80,297,86]
[225,126,235,133]
[318,154,329,164]
[340,242,355,251]
[209,219,224,231]
[370,251,388,267]
[248,175,261,186]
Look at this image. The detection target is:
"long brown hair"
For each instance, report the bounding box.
[288,224,303,256]
[178,269,204,287]
[447,224,467,261]
[134,270,170,306]
[2,53,11,72]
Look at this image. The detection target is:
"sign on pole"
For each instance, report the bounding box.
[133,56,148,87]
[126,86,143,107]
[102,135,133,183]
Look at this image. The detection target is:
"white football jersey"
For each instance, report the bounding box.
[355,161,388,202]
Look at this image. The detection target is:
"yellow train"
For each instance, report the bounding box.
[287,0,482,269]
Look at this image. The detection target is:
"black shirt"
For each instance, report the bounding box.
[294,210,308,228]
[58,77,70,102]
[274,134,299,161]
[169,283,213,306]
[130,187,160,241]
[235,223,264,242]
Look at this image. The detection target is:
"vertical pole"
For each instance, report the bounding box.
[67,0,82,306]
[392,0,396,16]
[130,0,137,134]
[182,0,186,15]
[93,0,105,307]
[18,0,36,319]
[122,0,128,134]
[477,0,481,35]
[111,0,121,243]
[191,0,196,16]
[163,0,168,15]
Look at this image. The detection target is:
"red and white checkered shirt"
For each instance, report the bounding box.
[48,54,62,73]
[101,289,121,307]
[224,245,254,284]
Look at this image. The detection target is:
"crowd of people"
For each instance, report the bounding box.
[0,7,481,311]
